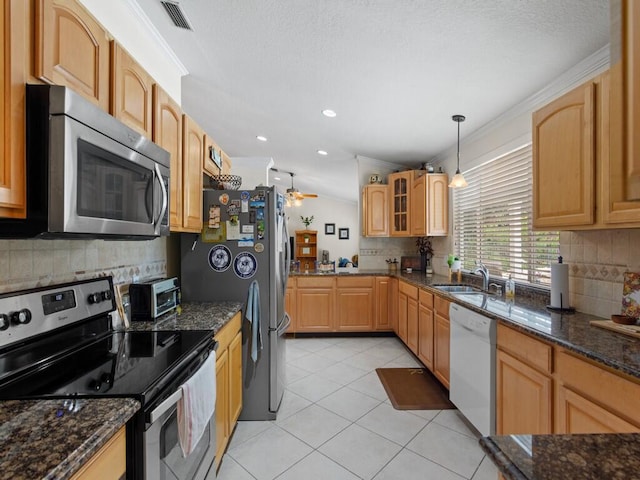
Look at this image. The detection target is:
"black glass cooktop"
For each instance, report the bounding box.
[0,326,213,404]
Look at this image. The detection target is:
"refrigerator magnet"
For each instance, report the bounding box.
[254,243,265,253]
[219,193,229,205]
[208,205,220,228]
[234,252,257,279]
[208,245,232,272]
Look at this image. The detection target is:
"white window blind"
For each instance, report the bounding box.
[453,144,559,286]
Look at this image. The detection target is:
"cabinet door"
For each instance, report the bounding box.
[36,0,110,110]
[229,330,243,427]
[397,291,408,343]
[410,175,426,237]
[362,185,389,237]
[0,0,27,219]
[406,296,419,355]
[296,288,333,331]
[532,81,595,228]
[624,0,640,178]
[555,385,638,434]
[70,427,126,480]
[336,288,374,331]
[417,303,434,370]
[285,280,296,332]
[434,313,450,389]
[496,350,552,435]
[215,348,230,465]
[153,85,183,230]
[389,277,398,334]
[182,115,204,232]
[110,42,153,138]
[374,277,391,330]
[427,174,448,236]
[389,171,412,236]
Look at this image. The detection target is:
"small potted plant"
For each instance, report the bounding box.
[300,215,314,229]
[416,237,434,274]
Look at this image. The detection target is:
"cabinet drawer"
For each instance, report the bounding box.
[214,312,241,352]
[398,281,418,299]
[419,290,433,308]
[497,324,552,374]
[296,276,335,288]
[434,295,450,318]
[336,276,374,288]
[556,350,640,427]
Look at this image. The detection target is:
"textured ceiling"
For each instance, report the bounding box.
[133,0,609,202]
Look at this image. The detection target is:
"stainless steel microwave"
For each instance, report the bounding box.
[0,84,170,239]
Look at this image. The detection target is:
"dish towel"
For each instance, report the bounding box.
[177,351,216,458]
[245,280,263,363]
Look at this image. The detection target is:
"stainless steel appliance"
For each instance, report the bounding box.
[449,303,496,436]
[0,277,217,480]
[130,277,180,320]
[181,186,290,420]
[0,84,170,239]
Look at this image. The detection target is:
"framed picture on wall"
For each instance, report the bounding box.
[325,223,335,235]
[338,228,349,240]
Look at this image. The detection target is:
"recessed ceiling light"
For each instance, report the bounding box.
[321,109,337,118]
[256,135,267,142]
[274,176,281,181]
[317,150,328,156]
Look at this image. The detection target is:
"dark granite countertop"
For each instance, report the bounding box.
[126,301,243,334]
[0,397,139,480]
[480,433,640,480]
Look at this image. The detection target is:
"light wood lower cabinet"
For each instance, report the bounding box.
[70,427,126,480]
[374,276,391,330]
[417,290,434,370]
[285,278,296,331]
[336,276,375,332]
[295,276,334,331]
[397,280,418,345]
[433,295,450,389]
[214,312,242,467]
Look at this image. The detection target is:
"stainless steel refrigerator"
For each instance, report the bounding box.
[181,186,290,420]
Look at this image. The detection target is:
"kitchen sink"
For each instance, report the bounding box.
[434,285,483,293]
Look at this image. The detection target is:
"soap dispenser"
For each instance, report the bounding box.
[505,275,515,299]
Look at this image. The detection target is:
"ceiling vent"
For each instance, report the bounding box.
[160,1,193,30]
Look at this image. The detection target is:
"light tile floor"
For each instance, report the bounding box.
[216,336,498,480]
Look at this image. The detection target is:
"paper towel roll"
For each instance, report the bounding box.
[550,262,570,309]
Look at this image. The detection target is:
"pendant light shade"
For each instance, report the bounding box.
[448,114,468,188]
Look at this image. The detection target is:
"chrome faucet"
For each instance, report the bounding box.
[474,260,490,291]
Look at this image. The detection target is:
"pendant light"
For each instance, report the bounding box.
[448,114,468,188]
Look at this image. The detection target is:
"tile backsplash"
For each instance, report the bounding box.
[0,238,167,293]
[560,229,640,318]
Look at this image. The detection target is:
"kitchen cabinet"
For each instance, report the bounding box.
[295,230,317,270]
[397,280,418,352]
[295,276,334,331]
[285,277,296,331]
[417,290,434,370]
[554,349,640,433]
[496,324,553,435]
[153,85,183,230]
[214,312,242,466]
[181,115,205,232]
[336,276,375,331]
[110,41,154,138]
[362,184,389,237]
[388,171,413,236]
[411,173,449,237]
[36,0,111,110]
[433,295,450,389]
[204,135,225,177]
[374,276,391,330]
[389,277,398,334]
[0,0,27,219]
[70,426,126,480]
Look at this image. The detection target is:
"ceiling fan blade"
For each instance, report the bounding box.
[301,193,318,198]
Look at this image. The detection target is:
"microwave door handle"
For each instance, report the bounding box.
[154,164,168,235]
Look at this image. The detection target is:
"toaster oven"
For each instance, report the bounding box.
[129,277,180,320]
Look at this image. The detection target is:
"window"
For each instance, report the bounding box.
[453,144,559,286]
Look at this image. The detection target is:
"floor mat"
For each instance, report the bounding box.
[375,367,455,410]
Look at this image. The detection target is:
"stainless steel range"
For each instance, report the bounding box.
[0,277,217,480]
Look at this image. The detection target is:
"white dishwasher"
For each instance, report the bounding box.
[449,302,496,436]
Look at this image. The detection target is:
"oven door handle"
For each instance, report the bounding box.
[148,388,182,424]
[154,163,168,235]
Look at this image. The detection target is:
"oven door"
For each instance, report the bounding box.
[48,114,169,238]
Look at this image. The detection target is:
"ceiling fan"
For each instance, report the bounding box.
[271,168,318,206]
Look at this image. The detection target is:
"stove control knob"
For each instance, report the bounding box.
[11,309,31,325]
[89,379,102,391]
[88,292,102,304]
[0,314,10,331]
[101,290,112,301]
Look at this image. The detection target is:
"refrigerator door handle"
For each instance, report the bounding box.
[282,211,291,289]
[271,312,291,334]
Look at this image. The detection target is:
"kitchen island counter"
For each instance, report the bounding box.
[0,397,139,480]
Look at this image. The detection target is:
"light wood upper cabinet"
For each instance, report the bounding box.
[532,81,595,228]
[153,85,183,229]
[620,0,640,179]
[36,0,110,110]
[362,184,389,237]
[181,115,204,232]
[389,171,412,236]
[411,173,448,237]
[110,42,153,138]
[0,0,28,219]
